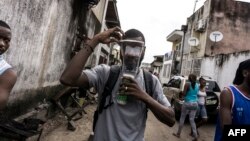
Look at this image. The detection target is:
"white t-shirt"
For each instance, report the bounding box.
[198,90,206,105]
[0,55,12,75]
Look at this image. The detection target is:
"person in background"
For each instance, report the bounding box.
[173,74,199,141]
[214,59,250,141]
[190,77,208,137]
[0,20,17,110]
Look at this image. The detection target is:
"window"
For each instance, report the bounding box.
[99,48,109,64]
[192,59,201,76]
[163,64,167,77]
[181,59,201,76]
[167,78,181,89]
[206,80,221,92]
[164,52,173,61]
[176,44,181,51]
[163,64,171,78]
[182,60,192,76]
[167,65,171,78]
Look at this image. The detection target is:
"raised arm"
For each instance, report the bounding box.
[60,27,124,88]
[0,69,17,110]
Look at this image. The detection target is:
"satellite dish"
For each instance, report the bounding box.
[188,37,199,46]
[209,31,223,42]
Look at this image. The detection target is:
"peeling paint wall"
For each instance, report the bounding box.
[206,0,250,56]
[0,0,101,116]
[201,51,250,89]
[1,0,75,92]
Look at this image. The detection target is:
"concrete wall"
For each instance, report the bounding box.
[201,51,250,89]
[206,0,250,56]
[182,0,250,81]
[0,0,99,116]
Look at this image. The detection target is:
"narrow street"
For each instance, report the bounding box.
[28,103,216,141]
[145,111,215,141]
[1,1,250,141]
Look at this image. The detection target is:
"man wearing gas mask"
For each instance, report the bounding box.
[60,27,175,141]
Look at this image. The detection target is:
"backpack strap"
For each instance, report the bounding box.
[93,65,121,131]
[98,65,121,114]
[93,67,152,132]
[143,69,154,97]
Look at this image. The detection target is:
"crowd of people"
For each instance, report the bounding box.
[1,18,250,141]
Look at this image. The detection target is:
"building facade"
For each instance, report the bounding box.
[167,0,250,89]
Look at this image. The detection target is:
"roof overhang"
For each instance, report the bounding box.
[153,55,164,58]
[151,55,163,66]
[106,0,120,28]
[151,61,163,67]
[166,30,183,42]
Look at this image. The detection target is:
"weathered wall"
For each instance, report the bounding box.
[201,51,250,89]
[206,0,250,56]
[0,0,100,117]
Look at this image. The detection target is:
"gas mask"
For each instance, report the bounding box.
[119,40,145,78]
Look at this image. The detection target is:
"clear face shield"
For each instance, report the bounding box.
[119,39,145,78]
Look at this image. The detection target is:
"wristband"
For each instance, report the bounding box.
[84,43,94,53]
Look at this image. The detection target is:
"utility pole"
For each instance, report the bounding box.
[179,25,188,75]
[193,0,199,13]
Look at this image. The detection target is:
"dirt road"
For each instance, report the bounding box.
[31,104,215,141]
[145,111,215,141]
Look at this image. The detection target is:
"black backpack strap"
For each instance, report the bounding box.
[143,69,154,97]
[143,69,154,119]
[98,65,121,113]
[93,65,121,131]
